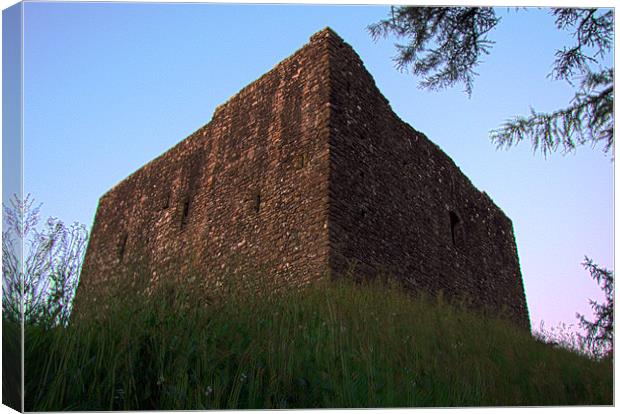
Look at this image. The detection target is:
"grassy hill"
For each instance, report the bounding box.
[20,274,612,410]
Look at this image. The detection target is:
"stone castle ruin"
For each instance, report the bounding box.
[76,28,530,330]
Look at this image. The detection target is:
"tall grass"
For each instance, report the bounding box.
[21,272,612,410]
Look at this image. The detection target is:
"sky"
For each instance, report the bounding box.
[2,1,615,334]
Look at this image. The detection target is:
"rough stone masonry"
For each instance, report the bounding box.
[76,28,530,330]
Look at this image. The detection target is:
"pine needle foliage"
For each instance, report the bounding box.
[577,257,614,359]
[368,7,499,97]
[369,7,614,157]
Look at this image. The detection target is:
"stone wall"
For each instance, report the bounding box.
[77,31,333,306]
[76,28,530,331]
[325,31,530,330]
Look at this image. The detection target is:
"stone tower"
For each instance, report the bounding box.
[76,28,530,330]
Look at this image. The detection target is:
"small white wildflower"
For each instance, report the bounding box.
[240,373,248,382]
[114,387,125,400]
[205,386,213,396]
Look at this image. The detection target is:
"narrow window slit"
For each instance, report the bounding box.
[298,153,308,169]
[255,193,261,213]
[449,211,461,246]
[181,197,190,227]
[162,192,170,210]
[118,233,128,261]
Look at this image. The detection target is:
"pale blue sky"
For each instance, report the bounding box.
[10,1,615,331]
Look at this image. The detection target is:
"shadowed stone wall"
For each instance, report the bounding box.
[325,31,529,330]
[76,28,530,331]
